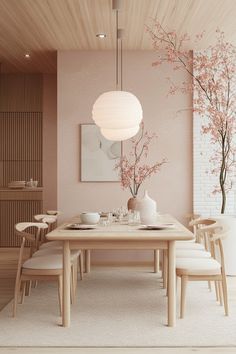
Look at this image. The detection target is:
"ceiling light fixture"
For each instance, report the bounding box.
[24,53,30,59]
[96,33,106,38]
[92,0,143,141]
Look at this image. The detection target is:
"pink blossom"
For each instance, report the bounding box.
[115,123,166,197]
[146,21,236,213]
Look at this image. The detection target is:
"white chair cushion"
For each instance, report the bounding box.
[40,241,62,249]
[33,248,81,260]
[176,250,211,258]
[23,255,63,270]
[176,241,205,250]
[176,258,221,276]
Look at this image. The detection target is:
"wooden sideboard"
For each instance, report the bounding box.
[0,188,43,247]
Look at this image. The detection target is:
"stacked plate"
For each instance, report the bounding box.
[8,181,26,189]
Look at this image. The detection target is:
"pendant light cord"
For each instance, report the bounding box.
[116,10,118,90]
[120,37,123,91]
[114,0,122,91]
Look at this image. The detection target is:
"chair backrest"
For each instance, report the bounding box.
[190,218,216,248]
[34,214,58,235]
[186,213,201,235]
[198,224,229,275]
[34,214,49,222]
[15,222,48,265]
[46,210,61,216]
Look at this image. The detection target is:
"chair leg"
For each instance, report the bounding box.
[163,250,168,289]
[73,260,78,298]
[20,281,26,304]
[221,276,229,316]
[79,252,84,280]
[70,265,75,305]
[58,275,62,316]
[218,281,223,306]
[208,281,212,292]
[154,250,159,273]
[214,281,219,302]
[25,280,32,296]
[13,276,21,317]
[180,276,188,319]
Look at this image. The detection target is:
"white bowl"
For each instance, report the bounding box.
[80,212,100,225]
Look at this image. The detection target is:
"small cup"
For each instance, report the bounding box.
[128,210,140,225]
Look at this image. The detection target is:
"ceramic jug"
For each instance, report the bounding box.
[135,190,157,224]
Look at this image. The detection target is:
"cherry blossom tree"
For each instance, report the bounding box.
[147,22,236,214]
[115,123,166,197]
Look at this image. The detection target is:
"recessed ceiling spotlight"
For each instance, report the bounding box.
[96,33,106,38]
[24,53,30,59]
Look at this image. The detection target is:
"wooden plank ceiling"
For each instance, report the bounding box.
[0,0,236,73]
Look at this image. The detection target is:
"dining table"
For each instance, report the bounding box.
[46,214,194,327]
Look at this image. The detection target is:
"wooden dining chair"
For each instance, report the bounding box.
[13,222,78,317]
[176,225,229,318]
[185,213,201,235]
[37,217,84,281]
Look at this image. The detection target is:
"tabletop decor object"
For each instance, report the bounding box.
[80,212,100,225]
[147,23,236,214]
[115,122,166,210]
[135,190,157,224]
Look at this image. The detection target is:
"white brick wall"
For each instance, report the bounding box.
[193,112,236,217]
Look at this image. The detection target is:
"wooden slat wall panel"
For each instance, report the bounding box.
[0,190,43,201]
[0,73,43,247]
[0,112,42,160]
[0,112,42,186]
[0,200,43,247]
[0,74,25,111]
[0,74,42,112]
[24,75,43,112]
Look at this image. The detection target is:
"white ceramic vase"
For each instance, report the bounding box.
[135,190,157,224]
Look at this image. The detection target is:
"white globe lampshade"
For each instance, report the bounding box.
[101,125,140,141]
[92,90,143,141]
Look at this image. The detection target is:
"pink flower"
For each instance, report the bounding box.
[115,123,166,197]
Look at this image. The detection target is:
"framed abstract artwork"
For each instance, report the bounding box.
[80,124,122,182]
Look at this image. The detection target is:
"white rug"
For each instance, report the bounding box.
[0,267,236,347]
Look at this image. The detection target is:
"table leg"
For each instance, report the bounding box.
[85,250,91,273]
[168,240,176,327]
[62,240,71,327]
[154,250,159,273]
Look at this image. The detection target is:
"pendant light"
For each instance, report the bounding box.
[92,0,143,141]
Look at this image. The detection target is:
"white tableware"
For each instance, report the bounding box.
[66,223,96,230]
[128,210,141,225]
[80,212,100,225]
[139,223,175,230]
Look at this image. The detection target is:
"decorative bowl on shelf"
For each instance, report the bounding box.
[8,181,26,189]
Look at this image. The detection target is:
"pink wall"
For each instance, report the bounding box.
[43,74,57,211]
[57,50,193,263]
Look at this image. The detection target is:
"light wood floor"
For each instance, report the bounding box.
[0,248,236,354]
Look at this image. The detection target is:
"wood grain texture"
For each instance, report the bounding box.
[0,0,236,72]
[0,74,42,111]
[0,200,43,247]
[0,112,43,186]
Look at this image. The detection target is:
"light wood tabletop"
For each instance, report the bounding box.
[47,214,194,328]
